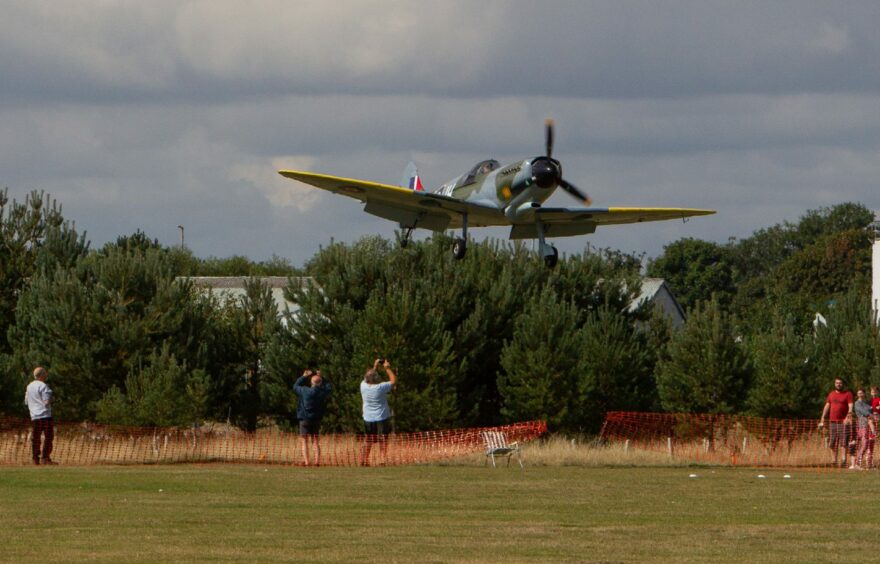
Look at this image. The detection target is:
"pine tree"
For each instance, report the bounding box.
[498,289,585,431]
[94,344,209,427]
[232,278,283,432]
[746,317,821,418]
[578,307,654,431]
[7,245,235,420]
[656,298,753,414]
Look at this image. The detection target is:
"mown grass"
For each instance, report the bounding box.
[0,461,875,563]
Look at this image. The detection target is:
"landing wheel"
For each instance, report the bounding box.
[543,246,559,268]
[452,238,467,260]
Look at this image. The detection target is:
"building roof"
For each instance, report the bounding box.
[627,277,686,327]
[185,276,314,290]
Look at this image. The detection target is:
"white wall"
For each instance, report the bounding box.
[873,239,880,325]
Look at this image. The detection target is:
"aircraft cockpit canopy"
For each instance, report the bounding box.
[460,159,500,186]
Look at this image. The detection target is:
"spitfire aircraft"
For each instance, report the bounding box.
[279,121,714,268]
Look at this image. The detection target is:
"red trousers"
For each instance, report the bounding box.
[32,417,54,461]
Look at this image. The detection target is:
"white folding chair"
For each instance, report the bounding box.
[481,430,523,469]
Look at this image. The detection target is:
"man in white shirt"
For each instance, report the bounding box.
[24,366,55,465]
[359,359,397,466]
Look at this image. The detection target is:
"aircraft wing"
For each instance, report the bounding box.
[510,206,716,239]
[278,170,506,230]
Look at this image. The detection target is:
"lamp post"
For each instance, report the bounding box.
[870,213,880,325]
[177,225,185,248]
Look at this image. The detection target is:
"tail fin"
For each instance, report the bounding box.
[400,161,424,192]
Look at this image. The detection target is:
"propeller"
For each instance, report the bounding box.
[559,179,592,206]
[537,120,592,206]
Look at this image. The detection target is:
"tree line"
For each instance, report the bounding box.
[2,188,878,433]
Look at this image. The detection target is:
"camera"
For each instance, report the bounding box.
[377,358,386,365]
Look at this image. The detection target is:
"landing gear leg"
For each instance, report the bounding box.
[452,213,468,260]
[400,226,415,248]
[535,221,558,268]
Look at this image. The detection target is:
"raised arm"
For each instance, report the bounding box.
[383,360,397,390]
[294,375,310,391]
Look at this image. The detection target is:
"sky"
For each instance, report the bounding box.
[2,1,880,267]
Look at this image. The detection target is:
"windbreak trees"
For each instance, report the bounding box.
[7,245,240,422]
[656,298,753,415]
[498,290,654,434]
[746,317,822,419]
[0,190,87,414]
[274,235,644,432]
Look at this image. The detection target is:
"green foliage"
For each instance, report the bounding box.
[746,320,821,418]
[578,307,655,429]
[796,203,875,242]
[731,202,873,282]
[278,235,640,431]
[6,244,245,421]
[498,289,585,431]
[94,345,209,427]
[0,189,87,354]
[656,298,753,414]
[647,238,735,310]
[728,203,874,330]
[811,289,880,391]
[771,229,872,300]
[231,278,283,431]
[2,185,877,430]
[498,291,653,433]
[0,354,19,415]
[194,254,298,276]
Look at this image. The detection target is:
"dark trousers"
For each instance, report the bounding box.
[32,417,54,461]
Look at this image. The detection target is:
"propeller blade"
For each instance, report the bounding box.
[559,178,592,206]
[545,119,554,159]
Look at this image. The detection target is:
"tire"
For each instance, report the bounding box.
[543,246,558,268]
[452,238,467,260]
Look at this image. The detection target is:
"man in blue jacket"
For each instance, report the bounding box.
[293,369,332,466]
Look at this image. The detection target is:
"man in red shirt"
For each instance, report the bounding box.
[819,378,854,468]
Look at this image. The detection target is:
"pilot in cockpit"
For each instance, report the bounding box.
[479,161,497,175]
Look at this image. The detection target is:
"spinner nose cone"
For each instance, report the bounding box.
[531,158,559,189]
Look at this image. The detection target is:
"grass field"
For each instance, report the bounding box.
[1,460,876,563]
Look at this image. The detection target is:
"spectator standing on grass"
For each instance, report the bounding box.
[24,366,56,465]
[359,359,397,466]
[852,389,875,470]
[818,378,854,468]
[870,386,880,467]
[293,369,332,466]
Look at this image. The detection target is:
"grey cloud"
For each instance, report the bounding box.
[2,1,880,267]
[4,1,880,108]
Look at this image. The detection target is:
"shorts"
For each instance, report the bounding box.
[298,419,322,436]
[828,421,846,449]
[363,418,392,436]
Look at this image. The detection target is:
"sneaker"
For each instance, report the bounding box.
[41,459,57,466]
[32,458,40,465]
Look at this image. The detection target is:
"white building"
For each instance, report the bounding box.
[871,215,880,325]
[182,277,316,320]
[627,278,687,329]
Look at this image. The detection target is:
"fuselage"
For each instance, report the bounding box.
[434,157,561,221]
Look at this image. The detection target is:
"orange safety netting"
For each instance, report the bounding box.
[601,411,875,471]
[0,416,547,467]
